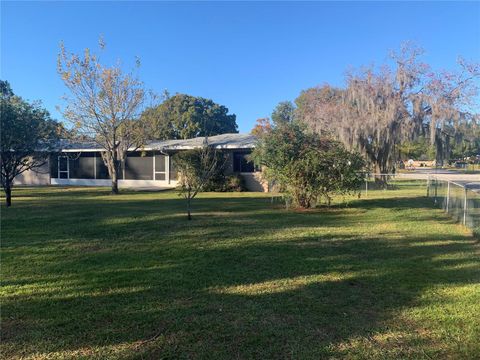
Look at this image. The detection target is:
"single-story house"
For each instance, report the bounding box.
[14,133,267,192]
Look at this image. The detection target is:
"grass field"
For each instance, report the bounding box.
[1,182,479,359]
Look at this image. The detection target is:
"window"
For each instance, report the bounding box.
[233,152,256,173]
[155,154,166,181]
[55,152,113,180]
[69,153,95,179]
[95,154,110,179]
[124,152,153,180]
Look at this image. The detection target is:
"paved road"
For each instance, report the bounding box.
[400,169,479,180]
[398,169,480,193]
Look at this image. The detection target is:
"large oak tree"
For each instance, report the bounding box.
[141,93,238,140]
[295,44,479,174]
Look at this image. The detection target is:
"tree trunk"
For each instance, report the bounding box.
[111,176,119,194]
[111,155,120,195]
[4,185,12,207]
[374,162,388,186]
[187,196,192,220]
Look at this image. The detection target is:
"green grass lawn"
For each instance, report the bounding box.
[1,182,479,359]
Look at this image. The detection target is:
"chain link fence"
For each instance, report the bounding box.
[427,176,480,230]
[272,173,479,232]
[362,173,480,231]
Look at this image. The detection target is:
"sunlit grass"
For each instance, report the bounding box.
[1,181,479,359]
[210,272,359,296]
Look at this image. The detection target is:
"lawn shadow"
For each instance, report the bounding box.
[1,187,479,359]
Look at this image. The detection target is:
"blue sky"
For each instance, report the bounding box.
[2,1,479,133]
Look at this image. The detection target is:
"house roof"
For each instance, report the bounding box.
[147,133,257,151]
[56,139,100,151]
[58,133,257,152]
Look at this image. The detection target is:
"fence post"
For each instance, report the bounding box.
[434,178,438,206]
[426,176,430,197]
[463,187,467,226]
[446,181,450,213]
[365,177,368,197]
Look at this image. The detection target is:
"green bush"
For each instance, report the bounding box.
[204,174,246,192]
[252,121,365,208]
[225,174,246,192]
[473,227,480,240]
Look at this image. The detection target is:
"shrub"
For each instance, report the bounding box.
[225,174,246,192]
[473,227,480,240]
[252,121,365,208]
[204,174,246,192]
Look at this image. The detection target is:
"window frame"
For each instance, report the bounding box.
[58,155,69,179]
[154,153,167,181]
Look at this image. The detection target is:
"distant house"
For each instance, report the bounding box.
[14,133,267,192]
[402,159,436,169]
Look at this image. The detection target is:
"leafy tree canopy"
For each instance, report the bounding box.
[271,101,296,126]
[0,80,14,98]
[250,117,272,138]
[295,43,480,172]
[141,94,238,140]
[252,121,365,208]
[398,138,436,161]
[0,80,60,206]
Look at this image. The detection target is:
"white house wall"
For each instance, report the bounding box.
[51,178,178,188]
[14,162,50,185]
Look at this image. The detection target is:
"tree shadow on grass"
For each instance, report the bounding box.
[1,190,479,359]
[339,195,434,210]
[2,232,478,359]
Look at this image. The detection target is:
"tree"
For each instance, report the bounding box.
[398,138,435,160]
[174,139,225,220]
[296,43,480,174]
[0,80,14,97]
[250,117,272,138]
[252,121,365,209]
[450,116,480,160]
[141,94,238,140]
[0,81,59,207]
[57,39,148,194]
[271,101,296,126]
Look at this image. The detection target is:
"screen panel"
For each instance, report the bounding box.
[155,172,166,181]
[69,153,95,179]
[169,156,177,181]
[154,154,166,181]
[50,153,59,178]
[124,152,153,180]
[59,157,68,172]
[95,153,111,179]
[155,154,166,172]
